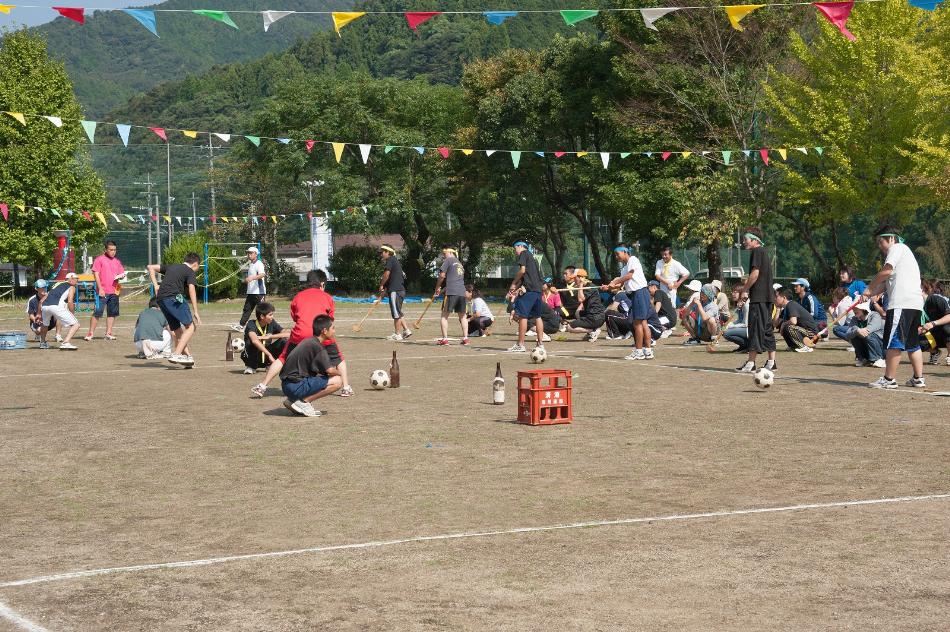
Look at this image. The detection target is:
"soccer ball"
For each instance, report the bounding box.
[530,346,547,364]
[231,337,245,353]
[370,369,390,390]
[753,368,774,389]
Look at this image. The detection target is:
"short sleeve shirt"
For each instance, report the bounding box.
[156,264,197,300]
[923,294,950,323]
[135,308,168,341]
[440,256,466,296]
[384,257,405,293]
[781,301,818,332]
[92,254,125,294]
[883,243,924,311]
[471,297,493,319]
[288,288,335,345]
[280,337,333,382]
[246,260,266,295]
[654,258,688,293]
[748,247,773,304]
[623,256,648,292]
[244,318,283,343]
[516,250,543,293]
[42,282,71,307]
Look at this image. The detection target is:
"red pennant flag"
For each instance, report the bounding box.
[661,152,672,161]
[437,146,450,158]
[307,212,313,220]
[759,148,770,165]
[151,215,158,221]
[81,210,91,221]
[53,7,85,23]
[554,151,566,158]
[0,203,8,221]
[211,214,217,223]
[405,11,441,31]
[813,2,856,41]
[149,127,167,142]
[305,140,315,153]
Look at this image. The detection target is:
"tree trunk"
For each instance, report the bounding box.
[465,239,483,283]
[705,238,722,281]
[401,210,430,293]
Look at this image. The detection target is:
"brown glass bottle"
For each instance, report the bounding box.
[390,350,400,388]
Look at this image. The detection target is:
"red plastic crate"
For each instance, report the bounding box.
[517,369,572,425]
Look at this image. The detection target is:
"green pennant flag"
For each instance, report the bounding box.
[193,10,239,29]
[511,151,522,168]
[561,10,598,25]
[124,214,135,221]
[384,145,396,154]
[80,120,97,143]
[722,150,732,165]
[620,152,631,159]
[245,135,261,146]
[815,147,824,156]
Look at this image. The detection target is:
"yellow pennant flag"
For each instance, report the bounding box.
[461,149,474,156]
[0,5,14,15]
[576,151,588,158]
[164,215,171,223]
[777,148,788,160]
[4,111,26,125]
[271,216,278,224]
[94,212,107,227]
[682,151,692,159]
[182,130,198,139]
[220,217,229,223]
[332,11,365,35]
[332,142,345,163]
[15,203,25,213]
[724,5,764,31]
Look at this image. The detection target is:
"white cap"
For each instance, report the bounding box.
[855,301,871,311]
[686,280,703,292]
[65,272,79,279]
[246,246,259,254]
[711,280,722,290]
[772,283,783,290]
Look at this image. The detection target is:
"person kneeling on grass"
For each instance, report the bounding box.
[774,289,819,353]
[134,298,172,359]
[681,284,720,344]
[243,301,289,375]
[279,315,343,417]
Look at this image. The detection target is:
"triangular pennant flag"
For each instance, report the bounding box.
[701,150,710,155]
[682,151,693,159]
[149,127,167,142]
[0,5,13,15]
[384,145,395,154]
[163,215,170,223]
[554,151,566,158]
[437,146,450,158]
[44,116,63,127]
[220,216,229,223]
[110,212,120,222]
[175,216,182,225]
[535,152,545,157]
[413,146,424,155]
[214,133,230,142]
[742,149,752,158]
[724,5,765,31]
[795,147,808,154]
[661,151,672,161]
[600,152,610,169]
[620,152,631,159]
[5,112,26,125]
[908,0,944,9]
[53,7,84,23]
[510,151,522,168]
[777,148,788,160]
[51,209,61,217]
[359,144,372,164]
[193,10,238,29]
[485,150,496,157]
[277,138,291,144]
[305,140,315,153]
[124,214,135,221]
[461,149,474,155]
[15,203,24,213]
[0,203,7,221]
[332,142,345,163]
[576,151,589,158]
[245,135,260,146]
[722,150,732,165]
[262,10,293,32]
[813,2,856,41]
[483,11,517,25]
[79,120,96,142]
[332,12,365,35]
[640,8,679,31]
[405,12,441,31]
[645,152,653,158]
[82,210,91,221]
[116,124,131,147]
[561,10,598,25]
[94,212,107,227]
[182,130,198,139]
[759,148,770,165]
[815,147,824,155]
[122,9,158,36]
[271,216,278,224]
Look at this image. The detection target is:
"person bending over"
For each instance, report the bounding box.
[465,285,495,337]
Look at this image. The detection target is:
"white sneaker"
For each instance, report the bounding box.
[736,361,755,373]
[386,333,402,341]
[59,342,77,350]
[643,349,654,360]
[541,333,552,343]
[588,328,601,342]
[872,359,886,368]
[230,324,244,332]
[525,330,537,338]
[505,344,527,353]
[291,400,324,417]
[905,376,926,388]
[794,346,814,353]
[251,383,267,399]
[624,349,645,361]
[243,367,255,375]
[401,329,413,340]
[178,355,195,366]
[660,329,672,339]
[869,376,898,389]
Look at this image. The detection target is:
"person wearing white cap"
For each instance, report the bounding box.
[233,246,266,332]
[839,301,885,368]
[39,273,81,350]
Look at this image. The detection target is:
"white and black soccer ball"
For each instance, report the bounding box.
[370,369,390,390]
[753,368,774,389]
[530,346,547,364]
[231,337,245,353]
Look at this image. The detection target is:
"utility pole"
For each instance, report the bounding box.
[166,141,173,247]
[191,192,197,233]
[208,135,216,216]
[134,175,158,264]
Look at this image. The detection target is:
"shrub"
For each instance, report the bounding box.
[163,232,240,300]
[329,245,380,294]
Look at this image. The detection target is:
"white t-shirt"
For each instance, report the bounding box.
[246,260,266,295]
[832,295,854,323]
[655,258,689,294]
[883,243,923,310]
[623,256,648,292]
[471,297,493,319]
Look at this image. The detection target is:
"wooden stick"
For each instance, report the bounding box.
[413,298,436,329]
[351,295,383,332]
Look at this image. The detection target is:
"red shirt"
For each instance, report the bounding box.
[288,288,335,344]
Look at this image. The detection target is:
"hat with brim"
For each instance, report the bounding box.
[855,302,871,312]
[686,280,703,292]
[792,277,810,289]
[711,280,723,290]
[247,246,259,254]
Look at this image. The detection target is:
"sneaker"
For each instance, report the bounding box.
[82,334,93,341]
[386,333,402,341]
[243,367,255,375]
[230,324,244,332]
[872,359,886,368]
[402,329,413,340]
[623,332,633,340]
[437,338,450,346]
[161,350,172,359]
[558,323,568,333]
[291,400,323,417]
[846,346,855,352]
[683,339,700,346]
[605,333,620,341]
[928,352,941,365]
[104,334,117,341]
[794,346,814,353]
[59,342,77,350]
[624,349,645,361]
[643,349,655,360]
[763,360,777,372]
[651,339,657,347]
[168,354,184,364]
[137,352,147,359]
[282,399,295,412]
[868,376,898,389]
[588,328,601,342]
[55,334,64,343]
[460,338,471,346]
[660,329,673,339]
[178,355,195,367]
[905,376,926,388]
[541,333,551,343]
[854,360,870,367]
[251,383,267,399]
[946,356,950,367]
[526,330,537,338]
[736,361,756,373]
[39,341,49,350]
[505,344,527,353]
[337,385,354,397]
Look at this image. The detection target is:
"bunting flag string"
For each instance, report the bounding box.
[2,111,829,170]
[3,0,922,40]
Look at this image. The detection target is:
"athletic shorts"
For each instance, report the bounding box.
[281,375,329,402]
[279,340,343,367]
[41,304,77,328]
[514,291,543,319]
[389,291,406,320]
[883,308,921,353]
[571,314,605,330]
[94,293,119,318]
[442,295,467,315]
[746,302,777,353]
[158,297,193,330]
[627,287,653,321]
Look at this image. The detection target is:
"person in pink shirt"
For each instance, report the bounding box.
[85,241,126,340]
[542,279,562,311]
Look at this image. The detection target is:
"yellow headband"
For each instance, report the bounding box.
[380,245,396,254]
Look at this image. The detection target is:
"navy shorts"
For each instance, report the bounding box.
[281,375,329,402]
[628,287,653,321]
[94,294,119,318]
[514,291,543,319]
[159,297,193,330]
[884,308,921,353]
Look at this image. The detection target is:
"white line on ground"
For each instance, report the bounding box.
[1,493,947,589]
[0,600,49,632]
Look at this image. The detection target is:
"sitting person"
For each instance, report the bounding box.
[563,268,606,341]
[681,283,720,344]
[792,278,827,334]
[466,284,494,337]
[775,288,820,352]
[647,281,676,336]
[840,301,885,367]
[243,301,289,375]
[921,279,950,365]
[542,279,562,312]
[133,298,172,359]
[606,292,633,340]
[279,314,343,417]
[722,285,750,352]
[712,280,731,328]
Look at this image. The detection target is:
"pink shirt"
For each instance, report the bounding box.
[544,292,561,309]
[92,254,126,294]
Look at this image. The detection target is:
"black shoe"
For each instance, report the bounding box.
[736,361,755,373]
[764,360,777,372]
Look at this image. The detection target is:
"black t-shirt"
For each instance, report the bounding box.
[924,294,950,322]
[748,247,773,304]
[157,263,197,300]
[559,282,580,314]
[653,290,677,327]
[540,302,561,335]
[781,301,818,332]
[383,256,405,293]
[581,288,605,317]
[280,337,333,382]
[244,318,283,344]
[517,250,543,293]
[42,282,72,306]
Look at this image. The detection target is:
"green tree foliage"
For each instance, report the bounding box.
[163,231,240,299]
[330,245,381,293]
[0,29,108,275]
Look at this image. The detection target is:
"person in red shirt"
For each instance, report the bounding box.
[251,269,353,398]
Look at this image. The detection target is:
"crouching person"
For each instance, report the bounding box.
[279,315,342,417]
[134,298,172,359]
[849,301,885,367]
[243,301,289,375]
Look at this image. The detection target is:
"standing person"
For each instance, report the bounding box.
[736,227,777,373]
[432,246,469,346]
[85,240,126,341]
[921,280,950,365]
[465,284,494,337]
[505,241,545,353]
[654,246,690,307]
[39,273,81,350]
[232,246,266,332]
[603,244,652,360]
[242,301,289,375]
[279,315,343,417]
[863,226,926,388]
[147,253,202,367]
[774,289,819,352]
[379,244,411,341]
[133,298,172,359]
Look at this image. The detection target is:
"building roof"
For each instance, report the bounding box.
[333,234,406,251]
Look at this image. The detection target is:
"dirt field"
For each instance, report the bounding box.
[1,297,948,631]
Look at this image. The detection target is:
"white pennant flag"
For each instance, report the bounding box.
[359,143,372,164]
[111,213,121,222]
[262,10,294,32]
[44,116,63,127]
[175,216,182,225]
[485,150,497,157]
[600,152,610,169]
[795,147,809,154]
[214,133,231,142]
[640,7,679,31]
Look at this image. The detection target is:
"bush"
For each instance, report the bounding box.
[163,232,240,300]
[329,245,380,294]
[266,257,300,297]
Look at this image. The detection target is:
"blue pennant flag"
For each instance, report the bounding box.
[908,0,943,9]
[413,146,425,155]
[484,11,518,25]
[123,9,158,36]
[534,151,545,157]
[116,124,132,147]
[277,138,291,144]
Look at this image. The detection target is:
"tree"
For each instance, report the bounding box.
[0,29,108,281]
